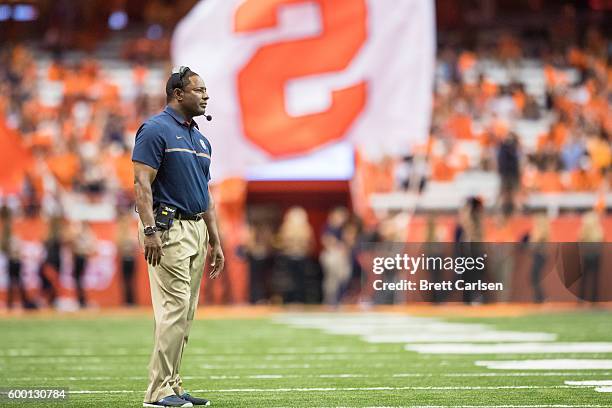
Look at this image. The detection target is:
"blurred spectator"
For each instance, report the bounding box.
[341,216,365,302]
[561,133,586,171]
[535,159,565,193]
[490,210,516,302]
[274,207,314,303]
[566,158,601,191]
[586,130,611,173]
[522,94,541,120]
[38,215,64,307]
[497,132,521,212]
[455,197,486,304]
[320,207,351,306]
[455,197,484,243]
[67,221,96,308]
[239,222,275,304]
[578,211,604,303]
[116,212,138,306]
[424,215,445,303]
[1,207,36,309]
[528,213,550,304]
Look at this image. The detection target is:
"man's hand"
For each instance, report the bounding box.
[144,233,164,266]
[209,243,225,279]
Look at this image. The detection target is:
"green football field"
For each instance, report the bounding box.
[1,309,611,407]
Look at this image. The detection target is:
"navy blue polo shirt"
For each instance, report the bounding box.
[132,106,212,214]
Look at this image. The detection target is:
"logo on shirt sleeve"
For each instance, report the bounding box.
[199,139,207,151]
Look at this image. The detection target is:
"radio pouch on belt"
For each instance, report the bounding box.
[155,204,177,231]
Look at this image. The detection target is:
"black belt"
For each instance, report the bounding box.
[175,210,204,221]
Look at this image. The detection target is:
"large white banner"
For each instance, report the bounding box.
[172,0,435,181]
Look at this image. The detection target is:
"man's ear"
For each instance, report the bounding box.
[173,88,184,101]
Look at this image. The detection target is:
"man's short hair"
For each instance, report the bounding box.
[165,66,199,102]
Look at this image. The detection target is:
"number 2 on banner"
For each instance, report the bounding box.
[234,0,367,157]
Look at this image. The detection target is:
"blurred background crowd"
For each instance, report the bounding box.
[0,0,610,310]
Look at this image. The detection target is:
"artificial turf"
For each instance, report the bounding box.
[0,309,611,407]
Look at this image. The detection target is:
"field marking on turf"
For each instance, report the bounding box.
[367,332,556,343]
[0,357,105,364]
[265,346,388,353]
[277,323,493,332]
[259,354,425,361]
[476,359,612,370]
[0,371,612,385]
[403,371,612,377]
[595,386,612,393]
[0,348,136,357]
[406,342,612,354]
[0,346,393,356]
[9,371,612,382]
[2,353,410,361]
[274,314,439,322]
[277,315,563,347]
[0,347,398,357]
[268,406,612,408]
[199,363,312,369]
[67,385,600,394]
[248,374,286,379]
[322,323,494,332]
[565,380,612,386]
[197,362,433,369]
[269,406,612,408]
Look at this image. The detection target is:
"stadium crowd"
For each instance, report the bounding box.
[0,4,610,308]
[426,27,610,212]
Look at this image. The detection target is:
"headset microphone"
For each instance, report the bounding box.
[205,115,212,121]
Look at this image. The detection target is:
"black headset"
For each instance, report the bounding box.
[167,65,191,95]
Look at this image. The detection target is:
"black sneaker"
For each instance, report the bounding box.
[143,395,193,407]
[180,393,211,406]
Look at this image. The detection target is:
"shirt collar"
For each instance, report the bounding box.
[164,106,199,129]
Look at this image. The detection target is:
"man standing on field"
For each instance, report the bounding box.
[133,66,224,408]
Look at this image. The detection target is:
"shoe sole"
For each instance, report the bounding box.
[143,403,193,407]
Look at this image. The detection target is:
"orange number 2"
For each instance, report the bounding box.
[234,0,367,157]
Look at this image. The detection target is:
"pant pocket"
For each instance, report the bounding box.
[160,228,172,247]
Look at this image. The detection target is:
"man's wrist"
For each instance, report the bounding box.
[143,225,158,236]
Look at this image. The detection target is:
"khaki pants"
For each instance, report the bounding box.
[139,219,209,403]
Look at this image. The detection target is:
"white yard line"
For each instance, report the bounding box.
[404,372,612,377]
[406,343,612,354]
[276,405,612,408]
[565,380,612,386]
[271,406,612,408]
[6,371,612,381]
[274,314,438,323]
[401,406,612,408]
[476,359,612,370]
[67,385,594,394]
[595,386,612,392]
[368,332,556,343]
[285,323,493,333]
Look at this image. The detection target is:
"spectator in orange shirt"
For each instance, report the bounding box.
[587,130,611,171]
[536,159,564,193]
[567,164,600,191]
